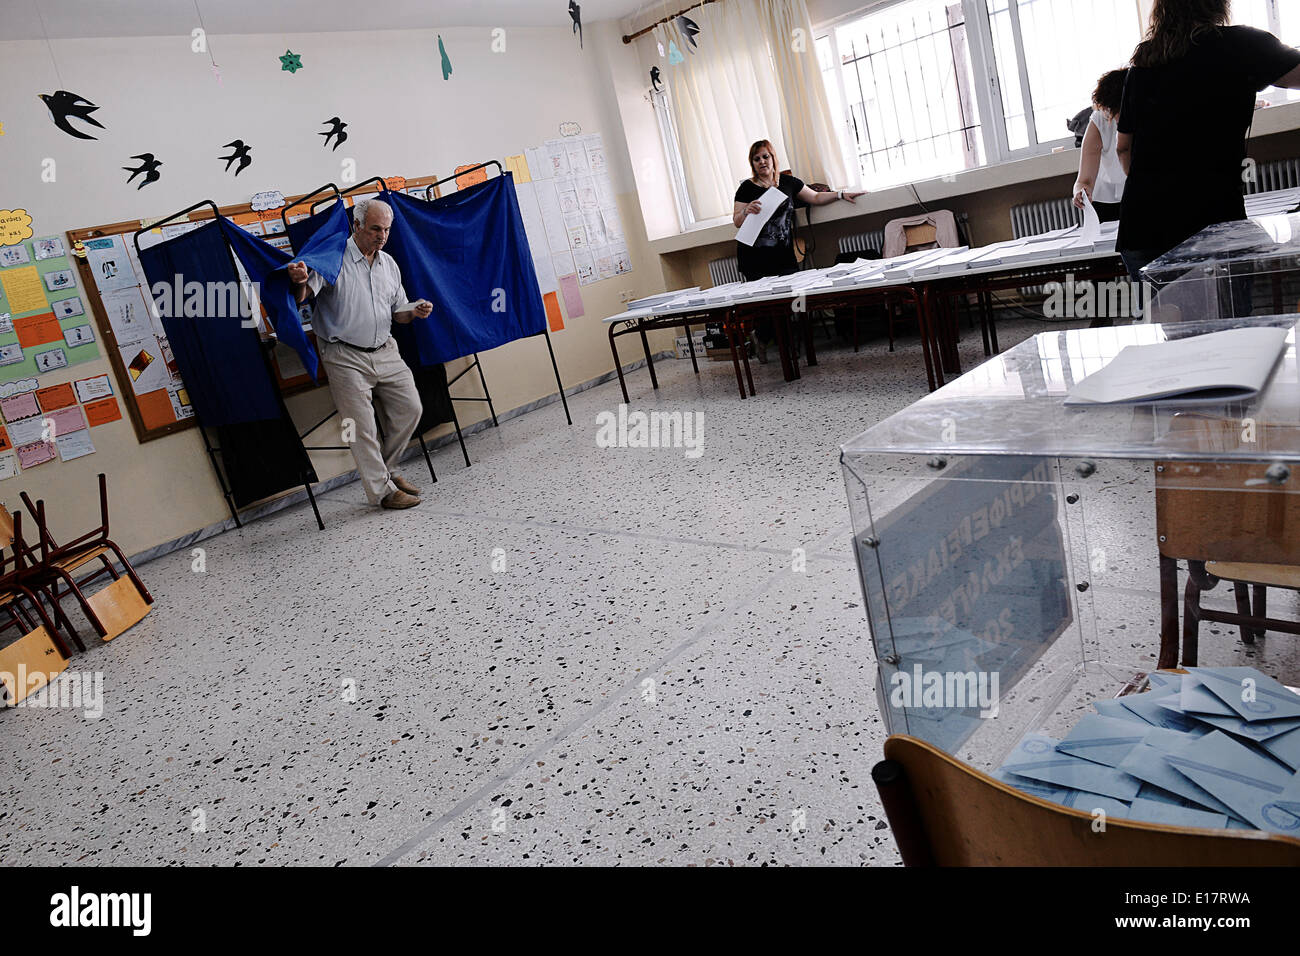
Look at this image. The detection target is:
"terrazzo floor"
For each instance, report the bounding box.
[5,315,1299,866]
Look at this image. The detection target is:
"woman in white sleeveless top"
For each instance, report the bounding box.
[1073,69,1129,222]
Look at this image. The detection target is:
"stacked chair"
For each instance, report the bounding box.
[0,473,153,705]
[0,506,72,705]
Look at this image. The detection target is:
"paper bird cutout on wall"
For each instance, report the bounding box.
[0,122,5,136]
[279,50,303,73]
[438,35,452,80]
[38,90,105,140]
[220,140,252,175]
[569,1,582,49]
[677,15,701,50]
[320,117,348,151]
[650,66,662,92]
[667,40,684,64]
[123,154,162,189]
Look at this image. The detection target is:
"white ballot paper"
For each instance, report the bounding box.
[1079,190,1101,245]
[1065,326,1290,405]
[736,186,788,247]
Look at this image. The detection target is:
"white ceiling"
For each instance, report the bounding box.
[2,0,670,40]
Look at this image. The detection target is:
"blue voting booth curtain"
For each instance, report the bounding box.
[384,174,547,366]
[220,201,351,380]
[138,220,281,427]
[138,220,319,508]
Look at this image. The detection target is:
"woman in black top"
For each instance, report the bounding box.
[1117,0,1300,280]
[733,140,864,354]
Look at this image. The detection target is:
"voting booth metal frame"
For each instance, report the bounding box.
[129,199,327,532]
[282,176,471,483]
[421,160,573,429]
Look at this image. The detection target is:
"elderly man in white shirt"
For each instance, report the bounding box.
[287,198,432,510]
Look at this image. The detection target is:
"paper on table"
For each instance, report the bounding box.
[736,186,788,247]
[1065,326,1290,405]
[1080,190,1101,244]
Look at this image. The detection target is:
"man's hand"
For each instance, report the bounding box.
[287,261,309,285]
[841,190,866,204]
[412,299,432,319]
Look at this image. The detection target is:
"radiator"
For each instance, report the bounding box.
[838,229,886,257]
[1010,198,1082,239]
[708,255,741,286]
[1245,157,1300,194]
[1008,198,1083,297]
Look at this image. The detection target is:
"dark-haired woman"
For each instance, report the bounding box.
[1073,68,1129,224]
[733,139,864,358]
[1116,0,1300,280]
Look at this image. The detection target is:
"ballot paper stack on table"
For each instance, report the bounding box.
[994,667,1300,834]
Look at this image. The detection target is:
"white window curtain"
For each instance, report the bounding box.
[643,0,849,223]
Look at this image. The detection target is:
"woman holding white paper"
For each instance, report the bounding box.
[733,140,864,358]
[1072,68,1128,224]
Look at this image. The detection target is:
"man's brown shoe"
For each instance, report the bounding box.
[391,475,420,496]
[381,489,421,510]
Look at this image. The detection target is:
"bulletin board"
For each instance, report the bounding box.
[65,173,448,444]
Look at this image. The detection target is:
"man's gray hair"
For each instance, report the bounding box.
[352,197,393,229]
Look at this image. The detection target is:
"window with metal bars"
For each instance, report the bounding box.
[820,0,984,189]
[815,0,1300,187]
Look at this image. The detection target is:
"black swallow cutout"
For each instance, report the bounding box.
[678,15,701,50]
[320,117,348,151]
[569,1,582,49]
[651,66,662,92]
[220,140,252,175]
[39,90,105,140]
[123,153,162,189]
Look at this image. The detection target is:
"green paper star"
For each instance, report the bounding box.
[280,50,303,73]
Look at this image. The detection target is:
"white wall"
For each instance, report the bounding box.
[0,22,672,555]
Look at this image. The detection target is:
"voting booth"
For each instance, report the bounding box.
[842,316,1300,834]
[1144,209,1300,324]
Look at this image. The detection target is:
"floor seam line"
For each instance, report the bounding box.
[372,565,790,866]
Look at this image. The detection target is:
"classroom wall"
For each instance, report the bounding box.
[0,21,676,557]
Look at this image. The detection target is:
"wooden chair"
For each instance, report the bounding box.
[874,735,1300,865]
[19,473,153,644]
[1155,414,1300,665]
[0,506,73,705]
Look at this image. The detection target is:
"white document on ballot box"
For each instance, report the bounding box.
[736,186,788,247]
[1065,326,1290,405]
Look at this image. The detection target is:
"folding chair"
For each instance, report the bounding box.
[19,473,154,644]
[874,735,1300,865]
[0,506,73,705]
[1155,414,1300,665]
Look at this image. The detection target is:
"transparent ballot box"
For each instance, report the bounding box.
[840,316,1300,773]
[1144,213,1300,323]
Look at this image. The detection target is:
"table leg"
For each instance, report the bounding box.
[685,322,700,375]
[609,323,630,404]
[724,316,747,400]
[982,289,999,354]
[739,317,756,397]
[915,286,942,392]
[774,308,794,382]
[804,308,818,367]
[639,327,659,390]
[1158,553,1179,670]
